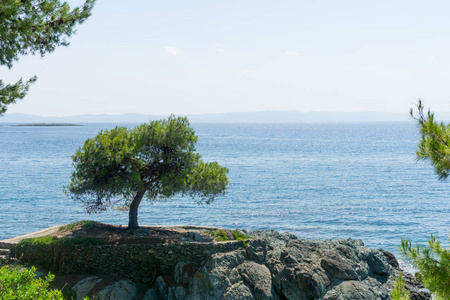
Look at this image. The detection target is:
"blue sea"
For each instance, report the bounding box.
[1,122,449,257]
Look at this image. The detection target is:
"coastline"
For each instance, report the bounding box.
[14,123,82,126]
[0,224,430,300]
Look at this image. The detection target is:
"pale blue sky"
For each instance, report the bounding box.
[4,0,450,116]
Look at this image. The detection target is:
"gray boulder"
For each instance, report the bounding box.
[72,276,102,300]
[222,282,254,300]
[95,280,137,300]
[247,230,297,264]
[167,286,187,300]
[320,250,368,280]
[187,250,247,298]
[143,288,158,300]
[275,262,331,300]
[323,278,390,300]
[359,247,391,276]
[237,261,278,300]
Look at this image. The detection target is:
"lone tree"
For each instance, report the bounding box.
[0,0,95,115]
[399,100,450,299]
[66,116,229,229]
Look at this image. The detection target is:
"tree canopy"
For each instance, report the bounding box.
[0,0,95,115]
[66,116,229,229]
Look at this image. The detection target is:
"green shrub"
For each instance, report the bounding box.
[205,229,228,241]
[18,236,58,247]
[205,229,251,246]
[19,236,102,249]
[400,235,450,300]
[0,266,63,299]
[215,230,228,241]
[391,272,410,300]
[231,230,251,247]
[58,220,98,232]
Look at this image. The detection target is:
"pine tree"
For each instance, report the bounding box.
[66,116,229,229]
[400,236,450,299]
[400,101,450,299]
[0,0,95,114]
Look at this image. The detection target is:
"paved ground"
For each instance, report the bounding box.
[0,225,63,246]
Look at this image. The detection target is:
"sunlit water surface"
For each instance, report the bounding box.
[1,122,449,259]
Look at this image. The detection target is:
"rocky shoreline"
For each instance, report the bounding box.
[1,228,429,300]
[142,230,429,300]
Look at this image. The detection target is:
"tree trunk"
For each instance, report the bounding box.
[128,191,145,229]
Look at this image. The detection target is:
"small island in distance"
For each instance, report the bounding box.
[14,123,82,127]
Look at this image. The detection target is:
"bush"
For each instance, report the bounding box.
[0,266,63,299]
[232,230,251,247]
[400,235,450,299]
[391,272,410,300]
[19,235,102,249]
[205,229,251,246]
[58,220,98,232]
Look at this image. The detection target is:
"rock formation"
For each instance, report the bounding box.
[69,229,429,299]
[143,230,429,300]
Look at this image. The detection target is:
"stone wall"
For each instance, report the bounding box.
[13,241,244,283]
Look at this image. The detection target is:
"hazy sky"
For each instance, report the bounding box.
[4,0,450,116]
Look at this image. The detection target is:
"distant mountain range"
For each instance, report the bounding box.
[2,111,449,123]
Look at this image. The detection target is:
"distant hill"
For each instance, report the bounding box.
[2,110,449,123]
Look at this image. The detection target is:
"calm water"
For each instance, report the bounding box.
[1,122,449,257]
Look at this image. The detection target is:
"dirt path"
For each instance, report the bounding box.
[0,223,223,247]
